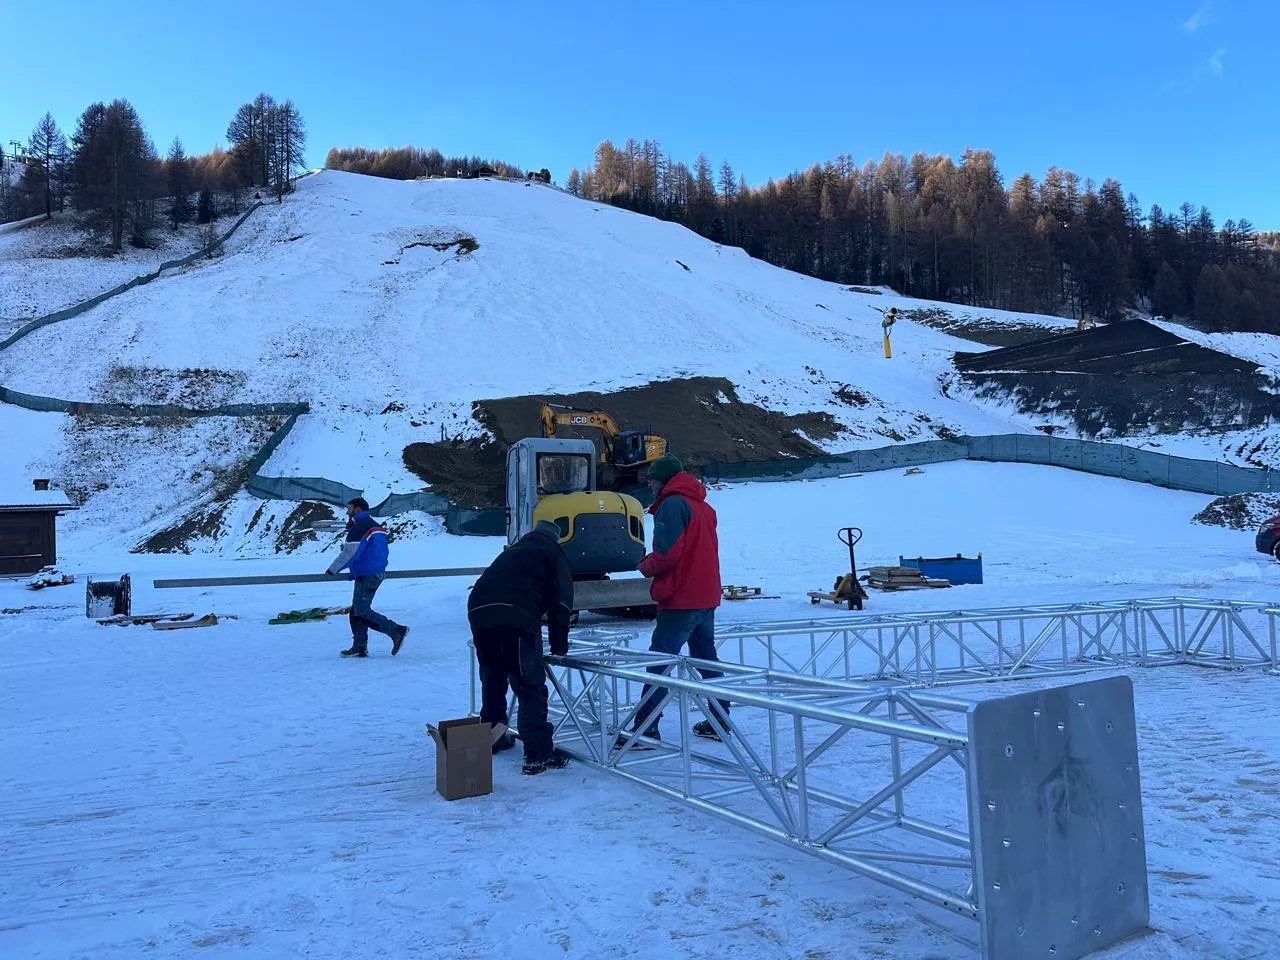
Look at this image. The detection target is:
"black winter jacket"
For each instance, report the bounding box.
[468,529,574,652]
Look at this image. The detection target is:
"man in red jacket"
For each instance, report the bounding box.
[621,454,730,747]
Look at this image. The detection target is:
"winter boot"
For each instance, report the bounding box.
[391,625,409,656]
[340,645,368,658]
[692,719,725,741]
[492,731,518,755]
[614,729,661,752]
[523,749,570,775]
[543,749,569,770]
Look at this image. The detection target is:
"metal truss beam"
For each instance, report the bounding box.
[526,645,1148,960]
[713,597,1280,687]
[464,597,1280,958]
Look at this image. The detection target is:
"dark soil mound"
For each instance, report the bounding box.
[954,321,1276,436]
[1192,493,1280,530]
[402,438,508,509]
[404,377,844,508]
[955,320,1258,375]
[902,307,1072,347]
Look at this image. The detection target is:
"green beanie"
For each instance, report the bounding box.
[647,454,684,485]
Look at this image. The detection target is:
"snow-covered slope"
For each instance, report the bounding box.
[0,211,208,338]
[1,173,1040,490]
[2,171,1277,546]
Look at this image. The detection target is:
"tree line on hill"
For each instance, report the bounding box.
[563,139,1279,335]
[0,94,306,250]
[323,145,549,183]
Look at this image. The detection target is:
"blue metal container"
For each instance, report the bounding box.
[899,554,984,585]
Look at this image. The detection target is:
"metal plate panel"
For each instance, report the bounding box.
[571,577,654,611]
[968,675,1148,960]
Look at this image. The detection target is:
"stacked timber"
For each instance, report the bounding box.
[864,566,951,591]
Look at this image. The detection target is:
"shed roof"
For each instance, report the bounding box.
[0,487,75,511]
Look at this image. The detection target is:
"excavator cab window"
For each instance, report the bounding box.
[537,453,590,495]
[613,431,645,467]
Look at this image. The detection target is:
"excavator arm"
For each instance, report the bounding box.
[540,403,621,443]
[538,402,668,481]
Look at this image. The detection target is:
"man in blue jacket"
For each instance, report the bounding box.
[326,498,409,658]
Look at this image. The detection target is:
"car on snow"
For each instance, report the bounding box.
[1258,515,1280,560]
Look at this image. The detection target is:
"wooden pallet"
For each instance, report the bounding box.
[98,612,194,626]
[152,614,219,630]
[864,566,951,591]
[723,585,779,601]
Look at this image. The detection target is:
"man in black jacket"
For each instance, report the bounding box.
[468,520,574,775]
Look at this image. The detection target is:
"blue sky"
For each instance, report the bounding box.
[3,0,1276,228]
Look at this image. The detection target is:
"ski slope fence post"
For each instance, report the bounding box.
[530,645,1148,960]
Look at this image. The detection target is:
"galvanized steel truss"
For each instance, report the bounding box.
[542,645,980,917]
[469,598,1277,959]
[713,597,1280,687]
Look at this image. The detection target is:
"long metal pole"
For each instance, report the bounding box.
[154,567,488,589]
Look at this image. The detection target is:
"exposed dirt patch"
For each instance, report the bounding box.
[833,384,872,407]
[903,306,1070,347]
[402,438,508,508]
[954,321,1277,437]
[404,237,477,255]
[404,377,843,508]
[100,365,249,407]
[1193,493,1280,530]
[275,501,337,552]
[137,499,337,554]
[139,500,233,553]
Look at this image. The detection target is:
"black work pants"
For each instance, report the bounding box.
[473,625,553,761]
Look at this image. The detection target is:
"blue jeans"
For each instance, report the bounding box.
[349,574,401,652]
[632,608,730,735]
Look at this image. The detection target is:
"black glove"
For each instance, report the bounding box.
[549,633,569,657]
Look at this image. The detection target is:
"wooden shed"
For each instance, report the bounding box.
[0,482,75,576]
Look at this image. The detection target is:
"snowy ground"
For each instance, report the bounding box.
[0,211,209,336]
[3,463,1278,960]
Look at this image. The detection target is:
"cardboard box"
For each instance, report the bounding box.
[426,718,506,800]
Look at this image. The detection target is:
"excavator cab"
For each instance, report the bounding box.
[506,438,645,576]
[612,431,647,467]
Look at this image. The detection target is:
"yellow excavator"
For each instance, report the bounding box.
[539,403,667,489]
[506,437,653,616]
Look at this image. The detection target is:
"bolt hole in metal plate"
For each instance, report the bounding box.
[968,675,1149,960]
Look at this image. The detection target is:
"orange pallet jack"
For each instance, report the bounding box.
[807,527,869,611]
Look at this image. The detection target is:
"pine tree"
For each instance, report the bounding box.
[272,99,306,200]
[71,99,153,249]
[227,94,274,188]
[1151,261,1184,318]
[196,187,215,224]
[26,112,67,219]
[166,138,194,227]
[1193,264,1233,331]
